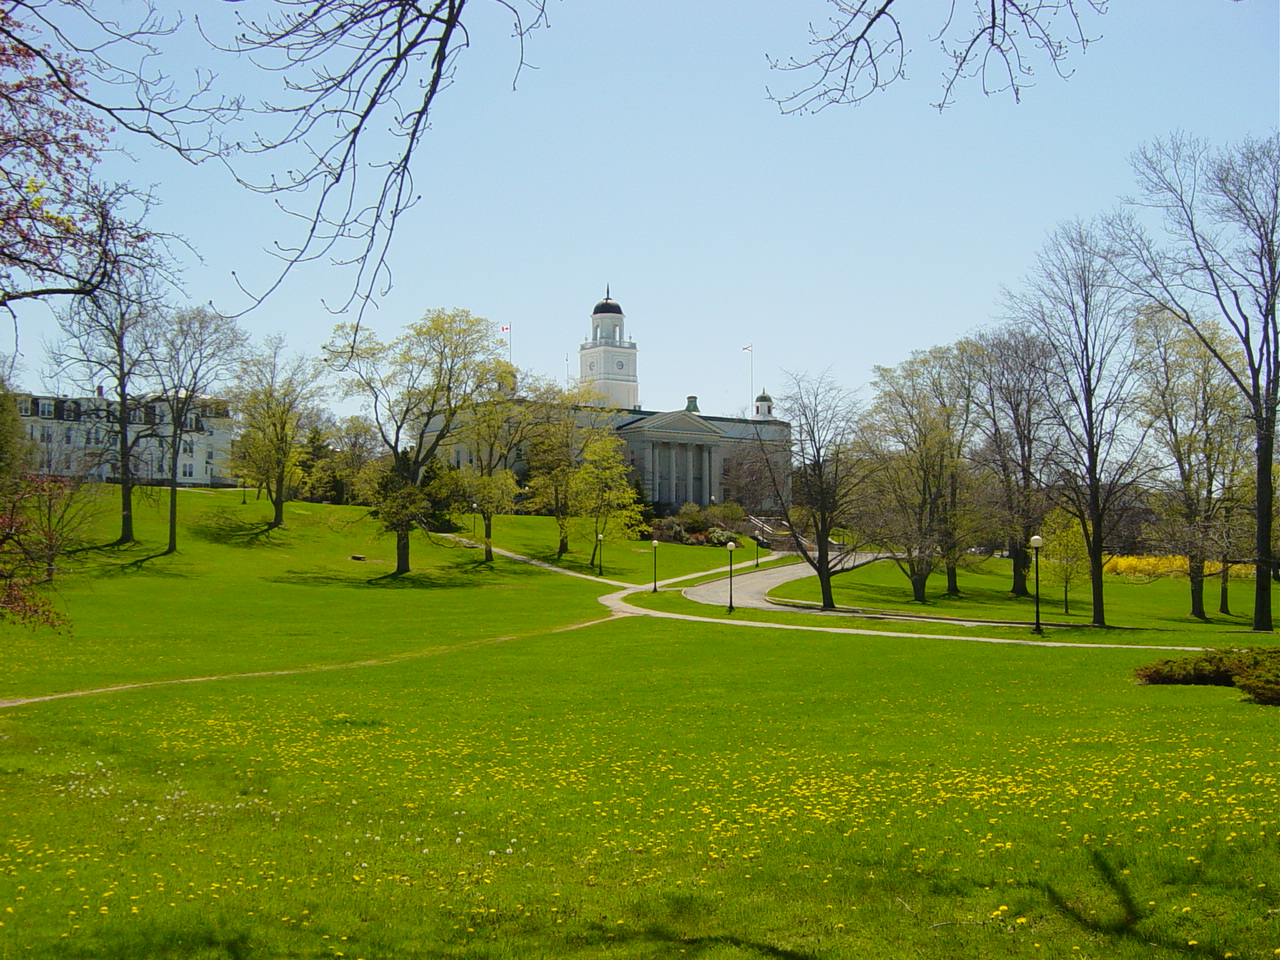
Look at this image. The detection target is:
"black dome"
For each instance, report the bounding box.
[592,297,623,316]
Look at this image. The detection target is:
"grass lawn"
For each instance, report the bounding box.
[770,558,1270,633]
[471,513,776,585]
[0,493,1276,958]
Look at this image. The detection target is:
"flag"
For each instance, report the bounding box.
[741,344,753,352]
[500,325,511,333]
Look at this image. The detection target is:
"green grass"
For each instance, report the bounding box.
[770,558,1268,632]
[0,493,1276,958]
[473,512,775,585]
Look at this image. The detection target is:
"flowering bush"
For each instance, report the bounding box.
[1104,555,1254,579]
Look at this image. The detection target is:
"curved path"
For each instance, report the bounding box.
[0,543,1205,710]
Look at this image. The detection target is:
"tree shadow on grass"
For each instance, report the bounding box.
[66,542,189,578]
[189,509,279,548]
[1039,849,1234,958]
[267,555,551,591]
[60,923,252,959]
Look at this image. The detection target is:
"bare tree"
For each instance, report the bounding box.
[151,305,247,554]
[769,0,1107,114]
[766,371,874,610]
[49,273,166,544]
[1106,132,1280,631]
[1007,219,1145,628]
[230,335,326,529]
[965,324,1053,596]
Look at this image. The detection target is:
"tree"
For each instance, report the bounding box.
[453,369,549,561]
[966,325,1053,596]
[1039,506,1088,615]
[19,472,102,581]
[1008,219,1145,628]
[3,2,1127,325]
[325,309,505,574]
[769,0,1107,113]
[1107,132,1280,631]
[1132,310,1252,620]
[49,272,165,544]
[524,383,618,558]
[867,347,986,602]
[766,371,874,610]
[306,415,380,505]
[230,335,326,528]
[151,305,247,553]
[572,434,643,572]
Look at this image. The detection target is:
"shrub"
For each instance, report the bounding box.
[1235,664,1280,706]
[1134,648,1280,705]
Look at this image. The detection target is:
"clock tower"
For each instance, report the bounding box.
[579,289,639,408]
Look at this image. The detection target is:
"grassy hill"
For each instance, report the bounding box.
[0,492,1274,958]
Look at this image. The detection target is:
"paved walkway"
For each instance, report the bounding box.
[0,542,1207,710]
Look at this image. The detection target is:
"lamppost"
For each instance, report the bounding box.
[755,536,760,568]
[1029,534,1044,635]
[651,539,659,592]
[471,502,477,538]
[726,541,737,613]
[597,533,604,576]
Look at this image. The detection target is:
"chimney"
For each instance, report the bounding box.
[685,396,700,413]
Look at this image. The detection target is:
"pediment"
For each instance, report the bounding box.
[617,410,725,440]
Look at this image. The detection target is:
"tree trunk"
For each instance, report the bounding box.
[1253,424,1274,631]
[165,454,179,555]
[945,561,960,596]
[1188,555,1207,621]
[556,534,568,557]
[1219,558,1232,616]
[269,469,286,528]
[394,528,411,575]
[483,513,493,562]
[910,566,928,603]
[1087,537,1106,628]
[1010,542,1029,597]
[115,418,134,545]
[815,538,834,609]
[1062,583,1069,616]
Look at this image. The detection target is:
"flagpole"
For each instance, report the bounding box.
[742,344,754,400]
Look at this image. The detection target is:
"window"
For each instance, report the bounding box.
[16,398,30,417]
[64,428,73,445]
[181,439,193,456]
[206,449,214,461]
[38,400,53,418]
[128,407,143,424]
[39,426,53,444]
[181,463,194,478]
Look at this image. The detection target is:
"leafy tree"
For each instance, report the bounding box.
[571,434,643,573]
[1039,507,1089,615]
[524,383,617,558]
[866,347,987,602]
[230,335,326,528]
[452,369,550,561]
[325,309,504,574]
[306,415,381,505]
[1132,309,1252,620]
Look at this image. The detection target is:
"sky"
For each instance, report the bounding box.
[16,0,1280,419]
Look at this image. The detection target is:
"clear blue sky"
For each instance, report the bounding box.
[21,0,1280,418]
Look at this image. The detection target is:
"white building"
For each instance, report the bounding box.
[14,391,236,486]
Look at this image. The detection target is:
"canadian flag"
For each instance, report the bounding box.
[500,325,511,333]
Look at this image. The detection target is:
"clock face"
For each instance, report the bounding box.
[616,360,625,370]
[588,361,595,371]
